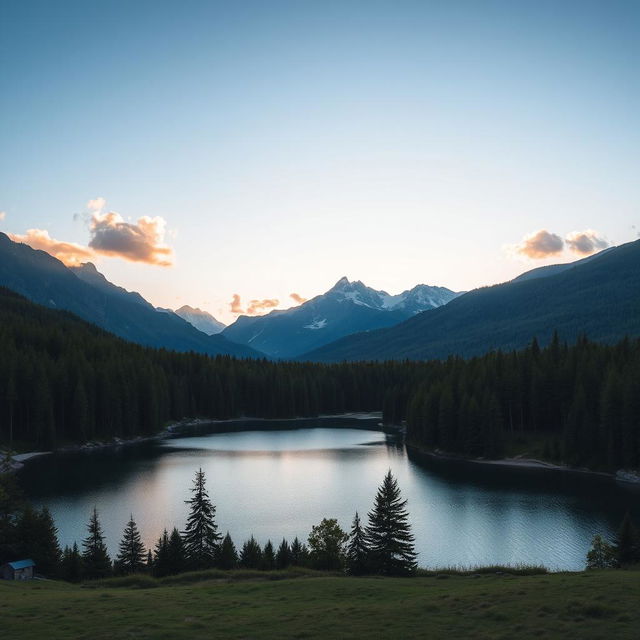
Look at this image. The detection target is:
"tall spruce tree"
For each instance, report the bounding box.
[346,511,369,576]
[81,507,112,579]
[115,515,146,575]
[217,532,238,570]
[182,468,221,569]
[365,470,417,575]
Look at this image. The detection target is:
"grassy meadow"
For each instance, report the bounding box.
[1,569,639,639]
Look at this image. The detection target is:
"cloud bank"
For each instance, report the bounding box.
[507,228,610,260]
[9,229,95,267]
[290,292,307,304]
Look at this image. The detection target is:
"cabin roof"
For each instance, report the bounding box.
[6,559,35,570]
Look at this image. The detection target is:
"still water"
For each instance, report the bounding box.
[18,420,640,570]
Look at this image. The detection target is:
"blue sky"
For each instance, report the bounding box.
[1,0,638,322]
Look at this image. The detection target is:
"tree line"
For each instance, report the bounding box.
[0,468,417,580]
[1,287,640,472]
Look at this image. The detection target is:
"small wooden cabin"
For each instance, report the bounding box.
[1,559,36,580]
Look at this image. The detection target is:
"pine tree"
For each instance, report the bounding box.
[115,515,146,575]
[217,532,238,570]
[365,470,417,576]
[167,527,187,575]
[290,537,308,566]
[182,468,221,569]
[81,507,112,579]
[239,535,262,569]
[61,542,83,582]
[153,529,170,577]
[346,511,369,575]
[261,540,276,571]
[276,538,292,569]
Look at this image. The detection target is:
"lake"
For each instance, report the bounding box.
[17,419,640,571]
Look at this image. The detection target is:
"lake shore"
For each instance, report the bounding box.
[406,442,640,484]
[1,412,384,472]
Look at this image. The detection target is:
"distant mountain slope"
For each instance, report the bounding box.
[174,305,226,335]
[0,233,260,358]
[302,241,640,362]
[222,277,459,358]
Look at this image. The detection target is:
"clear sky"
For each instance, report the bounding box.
[1,0,639,323]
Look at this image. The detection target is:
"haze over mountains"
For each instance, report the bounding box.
[221,277,460,358]
[301,239,640,362]
[174,305,226,335]
[0,233,258,358]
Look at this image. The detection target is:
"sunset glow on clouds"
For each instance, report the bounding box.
[88,211,173,266]
[565,229,610,255]
[290,293,307,304]
[8,228,95,266]
[9,198,174,267]
[229,294,281,316]
[507,229,610,261]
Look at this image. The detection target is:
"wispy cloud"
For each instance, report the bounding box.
[508,229,564,259]
[0,211,6,221]
[247,298,279,315]
[88,211,174,266]
[86,196,106,212]
[290,292,307,305]
[9,229,95,267]
[230,294,244,314]
[230,294,281,315]
[565,229,609,255]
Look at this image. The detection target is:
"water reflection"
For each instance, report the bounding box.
[18,423,640,571]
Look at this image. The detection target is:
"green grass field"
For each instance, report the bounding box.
[1,569,639,639]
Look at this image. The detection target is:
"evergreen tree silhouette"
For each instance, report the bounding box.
[365,470,417,575]
[182,468,221,569]
[346,511,369,575]
[217,532,238,570]
[81,507,112,579]
[239,535,262,569]
[115,514,146,575]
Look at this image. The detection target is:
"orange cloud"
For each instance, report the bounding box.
[9,229,95,267]
[509,229,564,259]
[565,229,609,255]
[230,294,244,314]
[290,292,307,305]
[247,298,279,315]
[88,212,174,266]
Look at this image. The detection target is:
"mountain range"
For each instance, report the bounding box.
[301,240,640,362]
[221,277,460,358]
[0,233,258,358]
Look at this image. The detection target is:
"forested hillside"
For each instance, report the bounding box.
[1,287,639,473]
[395,335,640,471]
